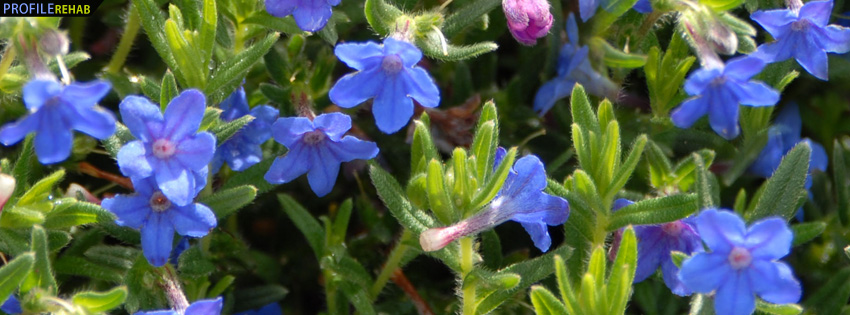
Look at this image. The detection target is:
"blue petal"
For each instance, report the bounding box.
[750,9,795,38]
[307,144,340,197]
[821,25,850,53]
[154,159,196,207]
[243,105,279,144]
[220,139,264,172]
[501,156,548,197]
[612,198,634,212]
[509,193,569,225]
[670,97,709,129]
[141,213,175,267]
[372,76,414,134]
[313,112,352,141]
[175,132,216,171]
[562,46,590,78]
[566,13,580,44]
[729,81,779,107]
[519,222,552,252]
[329,136,380,162]
[185,297,223,315]
[72,107,117,139]
[170,237,189,265]
[219,87,250,122]
[403,67,441,108]
[101,194,150,229]
[633,226,665,282]
[749,131,784,178]
[579,0,598,22]
[749,261,802,304]
[806,139,829,172]
[61,80,112,110]
[633,0,652,13]
[774,104,802,149]
[272,117,315,147]
[170,203,217,237]
[334,41,384,71]
[708,88,740,140]
[798,0,833,27]
[1,296,22,314]
[533,79,575,115]
[661,258,692,296]
[118,141,154,178]
[724,56,766,82]
[383,38,422,68]
[752,38,796,63]
[292,1,332,32]
[714,271,756,315]
[0,114,38,146]
[119,96,164,142]
[163,90,206,141]
[265,0,297,18]
[34,109,73,164]
[683,68,722,96]
[264,142,312,184]
[22,79,61,110]
[679,252,732,293]
[744,217,792,260]
[694,209,746,253]
[329,68,384,109]
[794,35,829,80]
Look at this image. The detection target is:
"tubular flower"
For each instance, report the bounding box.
[264,112,379,197]
[102,177,217,267]
[328,38,440,134]
[212,87,279,172]
[670,56,779,140]
[533,13,617,115]
[678,209,801,315]
[0,79,114,164]
[133,297,223,315]
[420,148,569,252]
[264,0,339,32]
[502,0,554,45]
[117,90,216,207]
[751,0,850,80]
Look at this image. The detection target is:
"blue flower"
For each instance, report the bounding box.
[264,0,339,32]
[671,56,779,140]
[1,296,21,314]
[264,112,379,197]
[169,237,190,265]
[0,79,114,164]
[212,87,279,173]
[751,0,850,80]
[117,90,216,207]
[633,0,652,13]
[420,148,569,252]
[678,209,801,315]
[102,177,217,267]
[533,13,617,115]
[611,199,702,296]
[235,303,282,315]
[328,38,440,134]
[579,0,649,21]
[134,297,223,315]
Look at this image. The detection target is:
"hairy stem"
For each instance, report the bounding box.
[370,230,412,300]
[460,237,476,315]
[106,5,141,75]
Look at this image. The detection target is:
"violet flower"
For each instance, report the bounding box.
[502,0,554,45]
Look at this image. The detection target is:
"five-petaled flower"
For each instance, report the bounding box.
[533,13,617,115]
[264,0,339,32]
[420,148,569,252]
[264,112,379,197]
[212,87,279,173]
[671,56,779,140]
[678,209,801,315]
[751,0,850,80]
[117,90,216,207]
[611,199,702,296]
[102,177,217,267]
[0,79,115,164]
[328,38,440,134]
[502,0,554,46]
[1,296,21,315]
[134,297,223,315]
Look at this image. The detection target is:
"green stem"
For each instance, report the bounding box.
[460,237,476,315]
[106,5,141,74]
[324,268,340,315]
[0,46,17,83]
[370,230,412,300]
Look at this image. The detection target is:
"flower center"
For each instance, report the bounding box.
[661,221,684,236]
[303,130,326,145]
[727,247,752,270]
[791,20,809,31]
[152,139,177,159]
[381,54,403,74]
[149,191,172,213]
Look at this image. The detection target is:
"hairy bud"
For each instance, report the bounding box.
[502,0,553,46]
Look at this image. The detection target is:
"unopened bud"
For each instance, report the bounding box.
[706,21,737,55]
[502,0,553,46]
[420,222,469,252]
[0,174,16,210]
[39,29,69,56]
[65,183,101,204]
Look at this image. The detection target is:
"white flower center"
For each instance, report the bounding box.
[661,221,684,236]
[303,130,326,145]
[149,191,172,213]
[727,247,752,270]
[152,139,177,159]
[381,54,403,74]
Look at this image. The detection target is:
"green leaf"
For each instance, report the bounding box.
[206,32,279,95]
[44,200,115,229]
[160,71,179,111]
[277,194,325,258]
[198,0,217,72]
[103,123,135,157]
[165,19,205,88]
[608,194,699,230]
[442,0,500,37]
[411,115,439,175]
[124,255,167,312]
[364,0,403,36]
[755,300,802,315]
[748,142,811,222]
[55,255,125,283]
[20,226,55,294]
[607,227,637,314]
[338,281,376,315]
[426,159,456,224]
[554,255,579,314]
[469,147,517,212]
[570,84,600,134]
[416,30,498,61]
[0,253,35,305]
[605,135,646,202]
[530,285,569,315]
[471,121,496,183]
[178,245,216,277]
[693,153,714,209]
[16,169,64,207]
[232,285,289,312]
[72,286,128,313]
[790,222,825,247]
[210,115,254,143]
[11,136,37,198]
[591,38,646,68]
[132,0,182,85]
[834,139,849,226]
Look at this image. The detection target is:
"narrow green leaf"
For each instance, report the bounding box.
[140,76,162,101]
[178,246,215,277]
[605,135,646,202]
[44,200,115,229]
[530,285,569,315]
[22,226,55,293]
[11,136,37,199]
[755,300,802,315]
[206,32,279,95]
[591,37,646,68]
[833,139,849,226]
[570,84,600,134]
[554,255,579,314]
[442,0,500,37]
[588,246,606,289]
[607,194,699,230]
[160,71,179,111]
[671,251,688,268]
[132,0,182,85]
[72,286,128,313]
[426,160,455,224]
[749,142,811,221]
[338,281,377,315]
[607,227,637,315]
[471,121,496,183]
[416,31,498,61]
[693,153,714,209]
[164,19,205,88]
[277,194,325,259]
[411,114,439,175]
[0,253,35,305]
[469,147,517,212]
[198,0,217,72]
[790,222,826,247]
[210,115,254,143]
[16,169,65,207]
[198,185,257,219]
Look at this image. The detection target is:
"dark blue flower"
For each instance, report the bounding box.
[633,0,652,13]
[533,13,617,115]
[264,112,379,197]
[328,38,440,134]
[611,199,702,296]
[1,296,21,314]
[265,0,339,32]
[235,303,282,315]
[678,209,801,315]
[133,297,223,315]
[117,90,216,207]
[671,56,779,140]
[212,87,279,173]
[751,0,850,80]
[169,237,190,265]
[102,177,217,267]
[0,79,114,164]
[420,148,569,252]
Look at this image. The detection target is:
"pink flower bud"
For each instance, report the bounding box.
[0,174,16,210]
[502,0,554,46]
[65,183,101,204]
